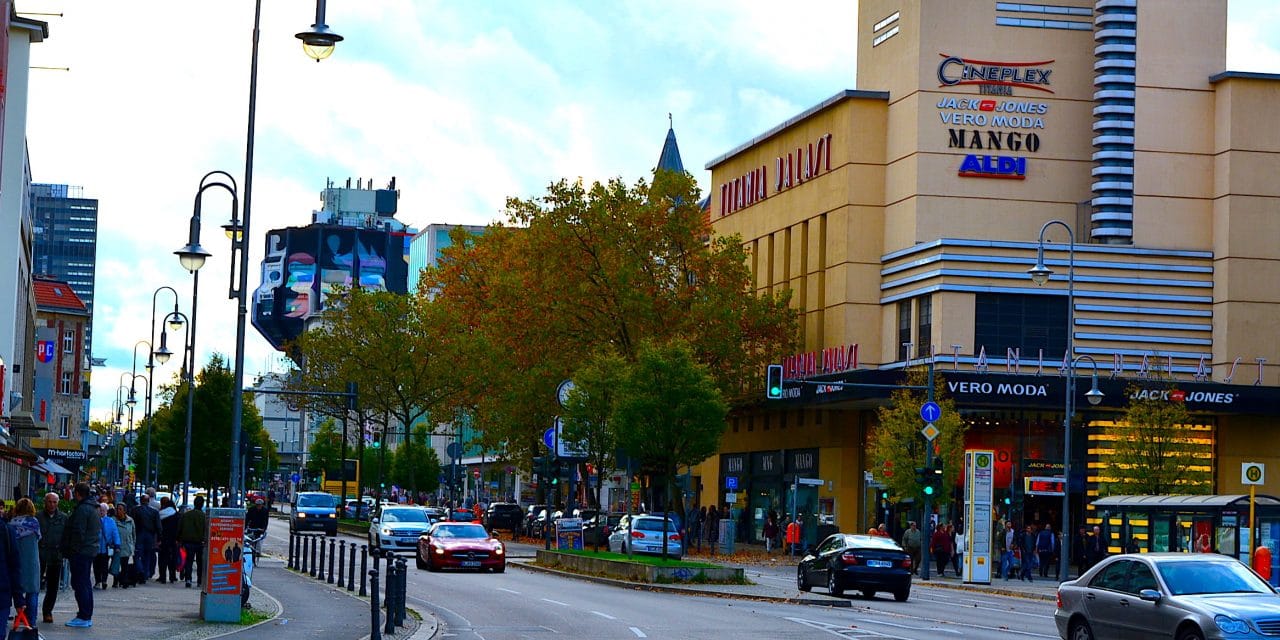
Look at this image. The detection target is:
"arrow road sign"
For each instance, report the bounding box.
[920,401,941,423]
[543,427,556,451]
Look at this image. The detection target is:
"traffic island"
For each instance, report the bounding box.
[535,549,746,584]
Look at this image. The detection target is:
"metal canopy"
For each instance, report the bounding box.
[1092,494,1280,509]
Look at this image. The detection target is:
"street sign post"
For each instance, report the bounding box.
[1244,462,1266,560]
[920,401,941,423]
[921,423,940,441]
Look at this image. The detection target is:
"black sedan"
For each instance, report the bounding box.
[797,533,913,601]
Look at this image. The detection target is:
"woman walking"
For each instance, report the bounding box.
[10,497,41,633]
[112,504,135,588]
[93,503,119,590]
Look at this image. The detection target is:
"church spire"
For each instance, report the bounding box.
[656,113,685,174]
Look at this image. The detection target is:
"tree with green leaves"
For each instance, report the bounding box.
[391,424,441,496]
[613,340,728,557]
[868,367,967,506]
[306,419,343,476]
[561,348,626,509]
[1100,383,1209,496]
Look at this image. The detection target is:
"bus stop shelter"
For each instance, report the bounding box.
[1092,494,1280,584]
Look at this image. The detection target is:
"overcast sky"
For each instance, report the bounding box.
[19,1,1280,422]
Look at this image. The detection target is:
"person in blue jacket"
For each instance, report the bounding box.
[93,503,120,590]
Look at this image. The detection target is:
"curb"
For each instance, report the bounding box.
[511,560,851,608]
[203,585,286,640]
[916,579,1057,602]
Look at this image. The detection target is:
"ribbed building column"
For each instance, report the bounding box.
[1091,0,1137,244]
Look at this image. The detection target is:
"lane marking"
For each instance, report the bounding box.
[591,611,617,620]
[497,587,521,595]
[629,627,647,638]
[856,618,961,635]
[541,597,570,606]
[786,617,910,639]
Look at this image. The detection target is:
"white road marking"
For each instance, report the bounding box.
[629,627,647,638]
[496,587,521,595]
[786,617,911,639]
[541,597,570,606]
[856,618,962,635]
[591,611,617,620]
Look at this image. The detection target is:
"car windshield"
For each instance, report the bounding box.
[298,494,336,508]
[1158,560,1274,596]
[382,509,427,523]
[433,525,488,539]
[635,518,677,532]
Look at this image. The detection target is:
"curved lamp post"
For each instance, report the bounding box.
[1028,220,1104,581]
[146,286,182,486]
[159,310,191,503]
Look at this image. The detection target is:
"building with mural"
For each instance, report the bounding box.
[29,276,87,478]
[251,178,417,351]
[694,0,1280,555]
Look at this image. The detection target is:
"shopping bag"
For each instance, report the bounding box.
[109,554,121,576]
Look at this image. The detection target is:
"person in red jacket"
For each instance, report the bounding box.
[785,518,802,555]
[930,524,953,577]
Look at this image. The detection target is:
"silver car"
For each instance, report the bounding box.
[607,515,682,558]
[369,506,435,552]
[1056,553,1280,640]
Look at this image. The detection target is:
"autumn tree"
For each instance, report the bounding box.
[1100,383,1209,496]
[868,367,967,505]
[561,348,626,508]
[423,170,798,473]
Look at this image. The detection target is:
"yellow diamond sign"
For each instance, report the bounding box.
[921,423,940,441]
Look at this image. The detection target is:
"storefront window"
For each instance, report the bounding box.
[974,293,1067,359]
[917,295,932,358]
[897,300,911,360]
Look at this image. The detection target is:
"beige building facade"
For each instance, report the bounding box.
[694,0,1280,554]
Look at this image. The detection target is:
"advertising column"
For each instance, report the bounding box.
[963,450,994,584]
[200,508,245,622]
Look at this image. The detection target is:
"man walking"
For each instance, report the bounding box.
[60,483,100,628]
[36,492,66,624]
[1036,523,1056,579]
[178,496,207,588]
[131,494,160,584]
[1084,525,1107,572]
[901,521,923,575]
[1019,524,1037,582]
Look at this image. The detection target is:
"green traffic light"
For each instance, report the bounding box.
[923,485,935,496]
[879,491,888,499]
[768,385,782,397]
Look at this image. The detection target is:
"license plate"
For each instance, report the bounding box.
[460,561,481,567]
[867,559,893,568]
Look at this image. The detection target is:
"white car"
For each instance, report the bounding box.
[369,506,435,552]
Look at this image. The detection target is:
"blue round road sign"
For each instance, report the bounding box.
[920,401,941,423]
[446,442,463,459]
[290,472,300,484]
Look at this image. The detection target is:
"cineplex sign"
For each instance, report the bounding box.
[937,54,1054,180]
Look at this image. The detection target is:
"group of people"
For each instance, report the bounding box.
[894,520,965,577]
[996,521,1108,581]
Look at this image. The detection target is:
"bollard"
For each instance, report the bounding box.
[394,557,408,627]
[359,544,369,596]
[310,536,318,578]
[369,569,382,640]
[319,535,328,581]
[338,540,346,587]
[327,538,336,584]
[347,542,356,591]
[288,531,296,570]
[384,553,397,635]
[300,536,308,575]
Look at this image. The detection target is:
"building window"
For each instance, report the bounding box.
[897,300,912,360]
[59,416,69,438]
[974,293,1068,360]
[917,295,933,358]
[60,372,72,394]
[62,329,74,354]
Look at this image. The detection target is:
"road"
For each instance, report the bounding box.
[259,518,1060,639]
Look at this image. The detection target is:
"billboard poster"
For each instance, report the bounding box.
[963,450,994,584]
[205,509,245,596]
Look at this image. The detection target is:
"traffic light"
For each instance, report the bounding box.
[879,490,889,500]
[372,433,382,449]
[765,364,784,399]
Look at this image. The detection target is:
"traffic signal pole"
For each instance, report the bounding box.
[921,361,935,581]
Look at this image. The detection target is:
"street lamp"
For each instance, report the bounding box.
[1028,220,1105,581]
[225,0,342,507]
[160,310,192,499]
[146,286,181,485]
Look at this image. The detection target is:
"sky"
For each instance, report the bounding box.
[17,0,1280,422]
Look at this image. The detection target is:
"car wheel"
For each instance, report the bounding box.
[827,569,843,596]
[1176,627,1205,640]
[425,554,439,572]
[893,589,909,602]
[861,589,876,599]
[1069,619,1095,640]
[495,563,506,574]
[415,554,427,570]
[797,566,810,592]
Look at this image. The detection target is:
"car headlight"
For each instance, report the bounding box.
[380,527,392,536]
[1215,615,1250,634]
[433,545,445,555]
[297,513,306,518]
[494,546,504,555]
[328,513,337,518]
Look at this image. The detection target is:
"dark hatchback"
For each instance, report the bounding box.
[483,503,524,533]
[798,534,912,601]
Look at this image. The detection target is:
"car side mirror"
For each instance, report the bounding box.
[1138,589,1162,603]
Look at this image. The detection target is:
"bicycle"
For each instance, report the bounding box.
[242,527,266,608]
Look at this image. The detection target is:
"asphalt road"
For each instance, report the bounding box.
[260,518,1061,640]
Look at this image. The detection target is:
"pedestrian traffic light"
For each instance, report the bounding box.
[879,490,889,500]
[765,364,784,399]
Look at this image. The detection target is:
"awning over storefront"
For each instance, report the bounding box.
[0,443,37,464]
[33,459,73,476]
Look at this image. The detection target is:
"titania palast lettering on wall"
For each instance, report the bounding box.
[718,133,832,217]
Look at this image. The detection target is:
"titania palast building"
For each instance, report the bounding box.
[693,0,1280,554]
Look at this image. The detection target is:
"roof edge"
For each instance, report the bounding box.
[1209,70,1280,84]
[11,15,49,42]
[704,89,890,170]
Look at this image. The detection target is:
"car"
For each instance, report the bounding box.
[290,492,340,535]
[369,506,435,551]
[483,502,524,533]
[1055,552,1280,640]
[344,499,372,520]
[449,509,475,522]
[797,533,912,601]
[583,512,622,547]
[523,504,548,537]
[416,522,506,572]
[608,514,683,558]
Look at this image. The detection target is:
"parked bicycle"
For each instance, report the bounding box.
[242,527,266,608]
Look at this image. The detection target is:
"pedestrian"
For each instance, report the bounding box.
[131,494,159,584]
[112,504,135,588]
[1019,524,1036,582]
[178,496,207,588]
[785,517,802,555]
[157,496,180,584]
[59,482,100,628]
[704,508,718,555]
[763,513,779,554]
[93,503,119,590]
[11,497,41,635]
[1085,525,1107,571]
[1036,523,1056,578]
[930,522,952,577]
[901,521,922,575]
[693,506,706,553]
[1073,526,1089,577]
[35,492,65,624]
[949,524,962,576]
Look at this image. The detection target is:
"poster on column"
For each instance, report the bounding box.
[963,450,994,584]
[206,509,244,596]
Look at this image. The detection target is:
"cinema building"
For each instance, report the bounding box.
[691,0,1280,554]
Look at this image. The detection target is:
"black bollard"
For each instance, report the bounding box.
[359,544,369,596]
[319,535,328,581]
[384,553,397,635]
[288,531,296,570]
[369,569,382,640]
[338,540,346,586]
[310,536,318,578]
[300,536,309,575]
[347,542,356,591]
[394,557,407,627]
[327,538,336,584]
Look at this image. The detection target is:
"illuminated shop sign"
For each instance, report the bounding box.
[718,133,832,217]
[958,154,1026,179]
[937,54,1055,95]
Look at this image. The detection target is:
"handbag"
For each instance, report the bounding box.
[109,553,121,576]
[11,606,37,640]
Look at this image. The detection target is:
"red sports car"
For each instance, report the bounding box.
[417,522,506,573]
